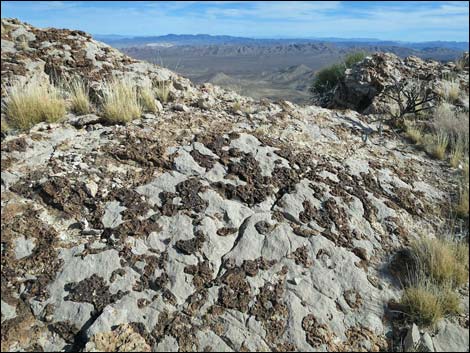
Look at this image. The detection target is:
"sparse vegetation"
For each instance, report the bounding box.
[410,238,468,287]
[438,79,460,103]
[450,140,465,168]
[101,77,142,123]
[65,77,91,115]
[155,80,170,103]
[311,51,367,94]
[397,237,468,326]
[405,121,423,144]
[423,132,449,160]
[3,76,66,130]
[401,279,460,326]
[382,78,436,126]
[232,101,242,112]
[139,83,157,113]
[456,183,469,218]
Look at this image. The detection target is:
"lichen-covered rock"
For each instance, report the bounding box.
[1,18,468,352]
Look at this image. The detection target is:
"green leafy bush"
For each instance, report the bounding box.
[311,51,367,94]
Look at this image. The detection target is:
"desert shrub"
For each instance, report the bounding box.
[3,76,66,130]
[311,63,346,94]
[155,81,170,103]
[139,83,157,113]
[65,77,91,115]
[101,77,142,123]
[343,51,367,68]
[383,78,436,126]
[311,51,367,94]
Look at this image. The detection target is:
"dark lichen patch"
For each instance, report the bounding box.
[64,274,127,312]
[103,131,170,169]
[174,232,206,256]
[184,260,213,289]
[218,268,251,313]
[1,137,28,152]
[299,200,317,224]
[161,289,178,306]
[289,246,313,268]
[48,321,80,343]
[36,177,91,217]
[184,289,208,316]
[190,149,215,170]
[216,227,238,237]
[1,209,62,301]
[302,314,335,349]
[109,269,126,283]
[175,178,208,214]
[254,221,275,235]
[292,225,318,237]
[131,252,168,292]
[343,289,363,309]
[249,276,289,347]
[390,187,425,216]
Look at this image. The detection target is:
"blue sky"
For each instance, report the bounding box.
[1,1,469,42]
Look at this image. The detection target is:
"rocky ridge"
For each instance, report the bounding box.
[1,19,469,352]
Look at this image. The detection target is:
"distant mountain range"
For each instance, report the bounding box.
[95,33,469,51]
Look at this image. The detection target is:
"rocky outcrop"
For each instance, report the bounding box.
[1,18,469,352]
[327,52,469,114]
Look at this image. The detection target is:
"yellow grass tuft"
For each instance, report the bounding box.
[456,184,469,218]
[155,81,170,103]
[439,79,460,103]
[101,77,142,123]
[4,76,66,130]
[140,84,157,113]
[405,121,423,144]
[410,237,468,287]
[424,132,448,160]
[66,77,91,115]
[401,280,461,327]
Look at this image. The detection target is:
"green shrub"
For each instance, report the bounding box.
[311,51,367,94]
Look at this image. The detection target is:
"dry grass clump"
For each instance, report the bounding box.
[450,139,465,168]
[139,84,157,113]
[423,132,448,160]
[398,237,468,326]
[401,279,460,326]
[456,183,469,218]
[405,121,423,144]
[3,76,66,130]
[101,77,142,123]
[155,81,170,103]
[438,79,460,103]
[65,77,91,115]
[433,103,469,143]
[1,116,10,133]
[410,238,468,287]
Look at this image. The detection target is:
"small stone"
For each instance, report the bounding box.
[420,332,435,352]
[173,103,189,112]
[142,113,156,120]
[85,180,98,197]
[404,324,420,352]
